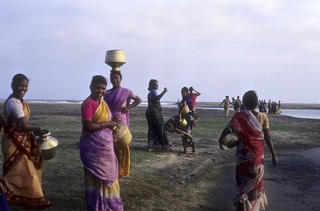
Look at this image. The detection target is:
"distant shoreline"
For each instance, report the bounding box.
[195,102,320,110]
[0,100,318,110]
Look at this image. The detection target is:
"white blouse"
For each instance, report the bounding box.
[5,98,25,119]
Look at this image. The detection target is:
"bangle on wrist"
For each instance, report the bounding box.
[100,122,104,130]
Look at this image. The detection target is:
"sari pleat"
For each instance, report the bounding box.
[228,110,267,211]
[146,102,172,149]
[80,99,123,211]
[104,87,132,176]
[1,99,51,208]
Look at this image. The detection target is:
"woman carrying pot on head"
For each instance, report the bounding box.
[165,87,195,154]
[218,90,278,211]
[80,75,123,211]
[145,79,173,152]
[104,70,142,177]
[1,73,51,209]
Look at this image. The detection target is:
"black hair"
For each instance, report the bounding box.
[90,75,107,86]
[110,71,122,80]
[148,79,158,91]
[189,86,194,92]
[181,86,189,93]
[242,90,258,110]
[11,73,29,89]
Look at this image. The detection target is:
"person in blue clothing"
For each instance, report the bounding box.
[166,87,195,154]
[145,79,173,152]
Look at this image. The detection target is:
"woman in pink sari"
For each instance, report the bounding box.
[219,90,278,211]
[104,71,142,177]
[80,75,123,210]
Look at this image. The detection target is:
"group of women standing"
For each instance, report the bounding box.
[1,73,278,211]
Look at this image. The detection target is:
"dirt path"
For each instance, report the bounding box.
[128,107,320,211]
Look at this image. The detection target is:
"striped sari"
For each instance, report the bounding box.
[1,98,51,209]
[79,99,123,211]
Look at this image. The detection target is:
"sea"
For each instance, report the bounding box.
[1,100,319,120]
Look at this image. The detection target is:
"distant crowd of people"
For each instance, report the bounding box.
[220,95,242,117]
[258,99,281,114]
[220,96,282,117]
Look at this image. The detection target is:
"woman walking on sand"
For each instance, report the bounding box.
[104,70,142,177]
[145,79,173,152]
[220,95,231,118]
[1,73,51,209]
[80,75,123,211]
[218,90,278,211]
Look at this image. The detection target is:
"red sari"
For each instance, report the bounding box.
[227,109,267,211]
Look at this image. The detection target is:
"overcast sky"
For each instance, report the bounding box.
[1,1,319,103]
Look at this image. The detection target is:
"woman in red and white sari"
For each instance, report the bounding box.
[219,90,278,211]
[1,73,51,209]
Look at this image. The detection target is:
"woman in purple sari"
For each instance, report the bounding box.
[104,71,142,177]
[80,75,123,211]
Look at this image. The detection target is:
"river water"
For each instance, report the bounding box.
[153,103,320,120]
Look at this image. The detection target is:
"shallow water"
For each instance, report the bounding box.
[176,104,320,120]
[206,107,320,120]
[280,109,320,120]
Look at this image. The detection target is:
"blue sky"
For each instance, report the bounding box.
[1,1,319,103]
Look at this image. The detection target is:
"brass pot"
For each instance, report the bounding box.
[179,118,187,127]
[222,133,239,148]
[113,122,132,149]
[36,129,58,160]
[105,49,126,71]
[181,105,190,116]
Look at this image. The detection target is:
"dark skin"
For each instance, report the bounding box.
[0,178,14,198]
[10,79,42,133]
[251,110,278,167]
[82,82,119,132]
[110,73,142,114]
[151,81,168,100]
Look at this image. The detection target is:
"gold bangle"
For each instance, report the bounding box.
[100,122,104,129]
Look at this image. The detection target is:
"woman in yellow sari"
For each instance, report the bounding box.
[1,73,51,209]
[80,75,123,211]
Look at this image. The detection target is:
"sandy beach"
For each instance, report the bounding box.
[0,102,319,211]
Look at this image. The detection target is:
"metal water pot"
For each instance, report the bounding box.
[112,122,132,149]
[105,49,126,71]
[36,130,58,160]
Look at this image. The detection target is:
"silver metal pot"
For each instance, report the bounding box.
[36,129,58,160]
